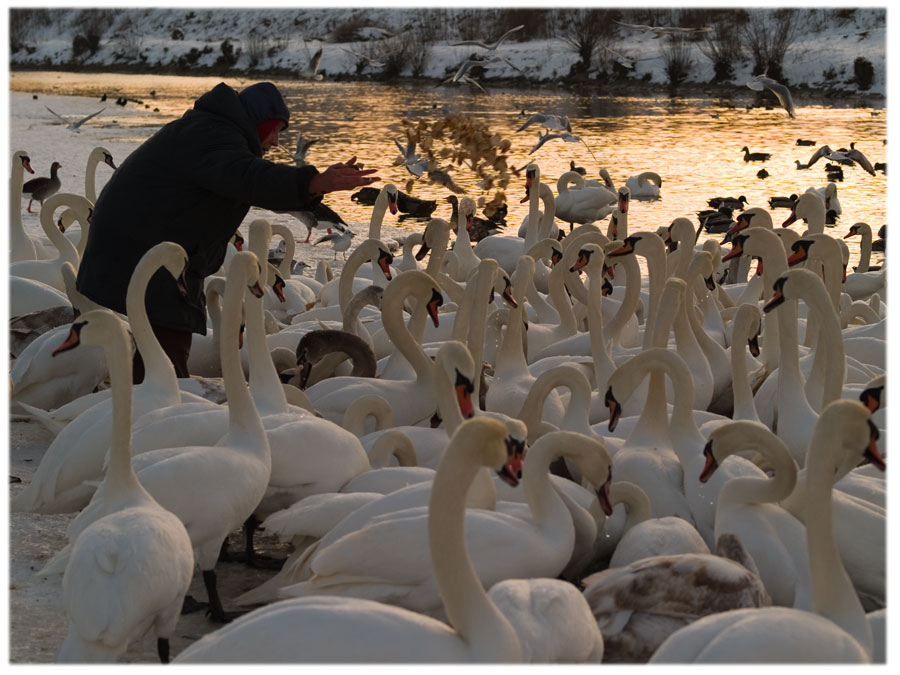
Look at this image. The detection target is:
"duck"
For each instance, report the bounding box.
[397,190,437,219]
[650,402,880,663]
[22,160,62,213]
[707,195,747,210]
[174,418,535,663]
[767,194,798,209]
[569,159,586,175]
[278,430,613,617]
[625,171,662,200]
[52,309,193,663]
[740,146,771,162]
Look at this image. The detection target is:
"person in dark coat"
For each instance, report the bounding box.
[75,81,378,381]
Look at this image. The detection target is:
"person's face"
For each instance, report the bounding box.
[261,124,284,154]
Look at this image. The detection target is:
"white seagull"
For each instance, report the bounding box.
[529,130,582,155]
[746,74,796,118]
[300,46,323,80]
[393,137,429,177]
[516,113,572,133]
[805,144,876,175]
[450,24,524,52]
[292,131,318,167]
[45,106,105,132]
[314,227,355,260]
[614,20,712,38]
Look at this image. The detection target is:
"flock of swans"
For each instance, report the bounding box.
[8,144,887,663]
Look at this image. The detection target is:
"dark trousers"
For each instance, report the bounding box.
[132,324,192,384]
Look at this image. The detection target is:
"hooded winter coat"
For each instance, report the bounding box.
[76,82,320,334]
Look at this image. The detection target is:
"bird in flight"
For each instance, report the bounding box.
[427,167,466,194]
[516,113,572,133]
[292,131,318,167]
[804,144,876,176]
[614,20,712,38]
[393,137,429,177]
[599,44,635,69]
[746,74,796,118]
[529,131,582,155]
[450,24,524,52]
[300,46,323,80]
[45,106,105,132]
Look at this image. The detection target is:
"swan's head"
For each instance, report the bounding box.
[762,275,787,313]
[14,151,34,173]
[385,184,399,215]
[617,186,630,214]
[549,245,563,267]
[101,149,117,170]
[569,243,604,275]
[522,164,540,203]
[786,238,811,266]
[377,248,393,281]
[844,222,869,239]
[859,383,884,414]
[721,233,747,262]
[52,309,127,357]
[454,369,476,419]
[699,439,721,483]
[270,269,286,302]
[426,287,444,327]
[232,230,244,251]
[52,319,88,357]
[606,235,638,258]
[492,273,518,309]
[604,386,622,432]
[865,420,885,471]
[498,433,526,488]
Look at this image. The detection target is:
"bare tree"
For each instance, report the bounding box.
[742,9,800,82]
[555,9,619,74]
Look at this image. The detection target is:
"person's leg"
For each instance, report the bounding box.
[132,325,192,384]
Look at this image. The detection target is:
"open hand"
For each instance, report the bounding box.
[308,157,380,194]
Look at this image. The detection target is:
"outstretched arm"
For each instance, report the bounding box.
[309,157,380,195]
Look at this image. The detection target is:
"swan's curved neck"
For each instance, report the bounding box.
[9,157,35,260]
[609,481,652,530]
[383,273,436,382]
[220,268,267,450]
[428,444,520,661]
[639,241,667,350]
[340,242,378,307]
[104,318,146,502]
[746,229,791,370]
[730,313,762,423]
[271,224,297,279]
[804,423,873,655]
[718,431,796,506]
[246,284,289,416]
[522,178,543,249]
[38,197,80,265]
[606,254,641,347]
[797,274,845,411]
[856,228,872,273]
[126,251,179,393]
[584,266,616,389]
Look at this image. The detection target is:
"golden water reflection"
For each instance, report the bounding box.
[11,71,887,265]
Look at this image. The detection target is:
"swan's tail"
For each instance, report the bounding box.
[36,544,71,576]
[15,401,66,436]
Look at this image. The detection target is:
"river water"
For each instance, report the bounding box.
[10,71,887,265]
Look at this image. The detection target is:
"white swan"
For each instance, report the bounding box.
[175,417,529,663]
[606,481,709,568]
[650,401,880,663]
[805,181,841,215]
[278,430,612,617]
[10,242,192,514]
[446,196,482,282]
[61,251,272,624]
[605,347,763,550]
[52,310,193,663]
[696,420,811,609]
[782,191,827,234]
[625,171,662,200]
[555,170,616,228]
[82,145,116,204]
[9,149,52,262]
[9,192,85,291]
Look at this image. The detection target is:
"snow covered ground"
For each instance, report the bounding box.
[8,6,888,96]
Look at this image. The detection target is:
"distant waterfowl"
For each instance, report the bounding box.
[796,138,816,146]
[569,160,586,175]
[22,161,62,213]
[614,19,712,38]
[768,194,798,209]
[708,195,747,210]
[450,23,524,52]
[741,146,771,162]
[625,171,662,200]
[397,191,437,219]
[756,169,769,179]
